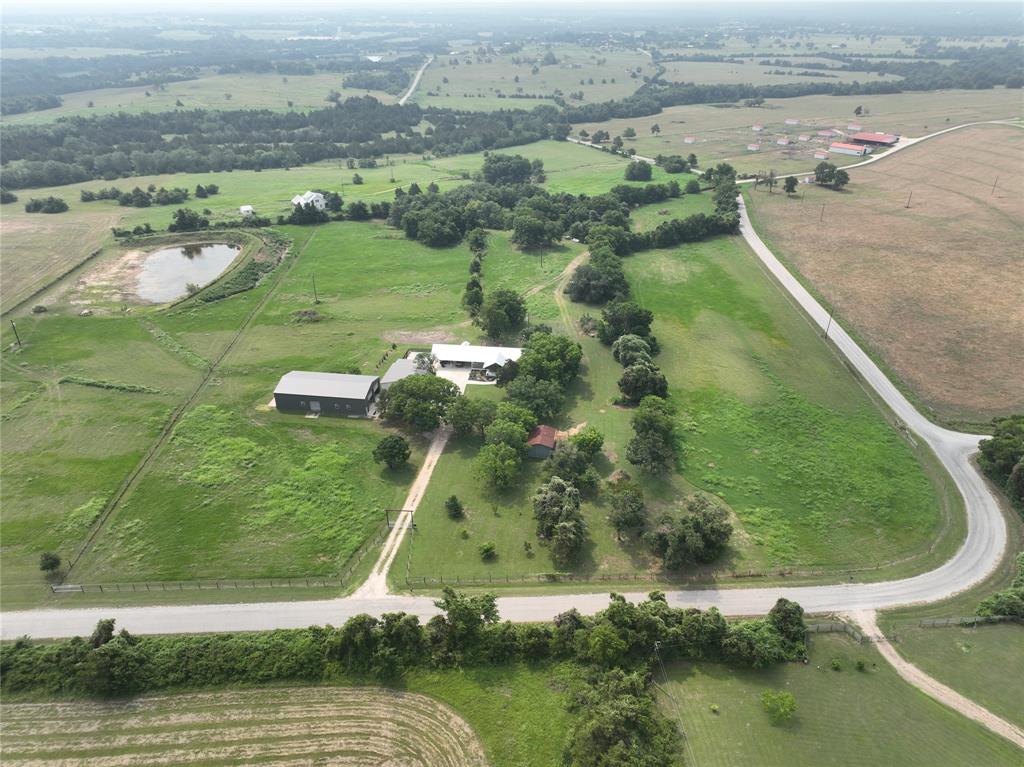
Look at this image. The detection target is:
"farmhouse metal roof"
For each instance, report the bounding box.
[850,131,899,144]
[829,142,866,151]
[381,358,420,386]
[527,425,557,449]
[274,371,379,399]
[431,343,522,367]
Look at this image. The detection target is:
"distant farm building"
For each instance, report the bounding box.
[847,123,863,131]
[829,142,871,157]
[850,131,899,146]
[747,143,761,151]
[777,138,790,146]
[381,358,421,390]
[526,425,558,459]
[239,205,254,216]
[291,191,326,210]
[798,134,811,142]
[684,136,697,144]
[273,371,380,417]
[814,150,830,160]
[817,130,838,137]
[431,343,522,375]
[752,124,764,132]
[784,118,800,126]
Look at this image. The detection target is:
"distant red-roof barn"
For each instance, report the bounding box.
[829,142,871,156]
[527,425,558,459]
[850,131,899,146]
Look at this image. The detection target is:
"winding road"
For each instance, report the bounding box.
[0,124,1012,641]
[398,56,433,106]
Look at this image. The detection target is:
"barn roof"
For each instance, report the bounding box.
[850,131,899,144]
[274,371,379,399]
[829,142,866,151]
[527,425,557,449]
[382,358,420,386]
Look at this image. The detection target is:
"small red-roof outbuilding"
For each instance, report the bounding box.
[527,425,557,458]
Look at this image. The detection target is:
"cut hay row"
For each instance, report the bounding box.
[1,687,488,767]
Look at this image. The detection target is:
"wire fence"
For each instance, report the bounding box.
[51,520,390,596]
[805,621,866,644]
[917,615,1020,628]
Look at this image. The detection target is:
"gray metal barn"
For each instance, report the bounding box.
[273,371,380,418]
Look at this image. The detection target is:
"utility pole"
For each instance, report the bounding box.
[904,190,913,209]
[819,203,825,223]
[10,320,22,348]
[312,275,319,304]
[824,307,835,339]
[991,175,1000,196]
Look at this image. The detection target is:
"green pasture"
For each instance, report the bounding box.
[882,623,1024,730]
[659,58,902,87]
[657,633,1023,767]
[414,44,649,111]
[3,72,397,126]
[397,231,952,587]
[573,88,1023,176]
[1,139,641,311]
[665,33,1019,58]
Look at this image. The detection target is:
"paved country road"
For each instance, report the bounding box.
[0,127,1012,641]
[398,55,433,106]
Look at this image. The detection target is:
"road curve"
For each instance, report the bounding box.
[0,139,1011,641]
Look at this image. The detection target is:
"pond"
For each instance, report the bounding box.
[135,243,240,303]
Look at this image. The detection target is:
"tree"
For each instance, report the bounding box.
[627,396,677,476]
[979,415,1024,484]
[618,361,669,402]
[475,443,522,490]
[784,176,798,195]
[767,598,806,649]
[477,288,526,338]
[506,375,564,422]
[611,334,652,367]
[650,123,661,134]
[352,173,364,185]
[90,618,116,648]
[482,153,533,185]
[624,161,653,182]
[484,418,530,455]
[684,179,702,195]
[495,402,537,433]
[479,542,497,561]
[622,127,637,138]
[833,169,850,188]
[609,484,646,537]
[687,153,698,167]
[373,434,411,469]
[445,495,464,519]
[466,227,488,253]
[39,551,61,574]
[569,426,605,461]
[533,476,587,567]
[195,184,208,198]
[761,689,797,724]
[646,495,732,569]
[380,375,459,431]
[518,333,583,386]
[597,301,656,347]
[511,213,559,250]
[447,395,497,438]
[347,200,371,220]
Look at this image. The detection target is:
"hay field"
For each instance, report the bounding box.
[3,72,396,126]
[746,124,1024,427]
[574,89,1023,176]
[0,687,488,767]
[659,58,903,86]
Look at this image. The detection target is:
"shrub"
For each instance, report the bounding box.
[761,689,797,724]
[445,495,464,519]
[830,658,842,671]
[372,434,411,469]
[39,552,61,573]
[479,542,497,561]
[855,659,867,672]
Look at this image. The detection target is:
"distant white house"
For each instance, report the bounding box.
[431,342,522,372]
[776,138,790,146]
[797,134,811,142]
[784,118,800,126]
[814,150,830,160]
[747,143,761,151]
[751,124,764,132]
[291,191,326,211]
[683,136,697,144]
[239,205,254,217]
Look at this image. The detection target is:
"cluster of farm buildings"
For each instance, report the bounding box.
[742,120,899,158]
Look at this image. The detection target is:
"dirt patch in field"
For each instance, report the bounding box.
[69,249,148,304]
[1,686,488,767]
[383,328,459,344]
[748,124,1024,426]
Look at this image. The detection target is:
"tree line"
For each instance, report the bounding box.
[1,589,808,765]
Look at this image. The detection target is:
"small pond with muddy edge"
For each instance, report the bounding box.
[136,243,240,302]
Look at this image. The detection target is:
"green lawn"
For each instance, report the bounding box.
[657,634,1024,767]
[884,623,1024,730]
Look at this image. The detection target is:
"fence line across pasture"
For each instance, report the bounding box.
[917,615,1020,628]
[51,520,390,597]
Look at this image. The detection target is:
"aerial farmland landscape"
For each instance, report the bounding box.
[1,1,1022,765]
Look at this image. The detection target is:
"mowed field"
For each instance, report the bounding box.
[573,88,1023,176]
[884,623,1024,730]
[657,633,1024,767]
[660,33,1021,58]
[0,140,646,312]
[396,230,953,586]
[0,665,574,767]
[746,124,1024,426]
[659,58,903,86]
[1,72,396,125]
[414,43,649,111]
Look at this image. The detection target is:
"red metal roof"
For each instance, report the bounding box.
[850,131,899,144]
[527,425,557,449]
[830,142,866,151]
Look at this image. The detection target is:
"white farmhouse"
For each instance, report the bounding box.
[239,205,254,217]
[291,191,326,211]
[431,342,522,374]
